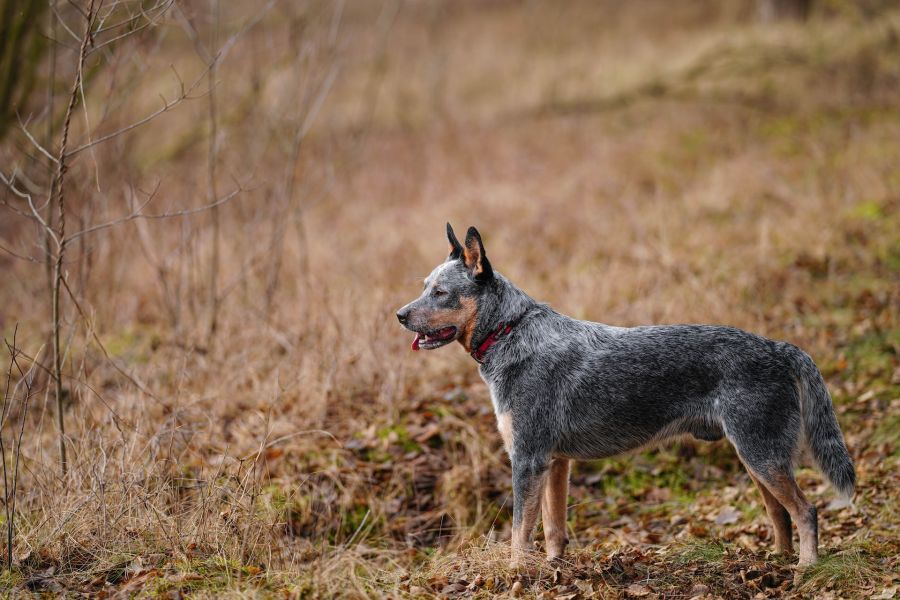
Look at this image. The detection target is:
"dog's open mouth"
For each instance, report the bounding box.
[412,326,457,351]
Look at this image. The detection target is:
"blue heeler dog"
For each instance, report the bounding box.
[397,224,855,567]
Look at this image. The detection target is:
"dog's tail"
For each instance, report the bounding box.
[790,346,856,503]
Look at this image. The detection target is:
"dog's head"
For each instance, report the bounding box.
[396,223,494,352]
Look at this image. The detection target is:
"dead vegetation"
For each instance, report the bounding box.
[0,1,898,598]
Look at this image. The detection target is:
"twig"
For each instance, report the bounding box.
[207,0,222,344]
[0,240,40,263]
[1,332,43,571]
[1,326,18,570]
[59,275,156,399]
[63,65,210,159]
[16,115,60,165]
[50,0,97,477]
[87,0,174,55]
[9,344,42,572]
[0,170,60,249]
[66,185,244,242]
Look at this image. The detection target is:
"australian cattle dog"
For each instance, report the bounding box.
[396,224,855,567]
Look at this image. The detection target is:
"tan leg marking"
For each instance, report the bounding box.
[763,473,818,565]
[753,470,818,565]
[747,471,794,554]
[541,458,570,559]
[497,412,513,455]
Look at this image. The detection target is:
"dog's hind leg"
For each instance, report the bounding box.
[742,465,794,554]
[737,451,816,564]
[724,382,817,565]
[541,458,570,560]
[754,469,818,565]
[511,455,549,567]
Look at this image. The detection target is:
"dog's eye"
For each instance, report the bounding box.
[434,289,447,297]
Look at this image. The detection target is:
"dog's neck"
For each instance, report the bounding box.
[466,272,535,356]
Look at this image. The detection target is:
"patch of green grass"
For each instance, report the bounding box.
[794,550,881,595]
[872,410,900,449]
[102,326,160,364]
[377,424,422,454]
[842,329,899,382]
[0,568,25,593]
[673,538,727,565]
[142,557,275,597]
[848,199,885,221]
[581,452,694,500]
[335,503,382,545]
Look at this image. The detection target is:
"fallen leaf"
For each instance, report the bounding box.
[414,424,441,443]
[441,582,466,594]
[716,506,741,525]
[690,583,709,595]
[626,583,652,597]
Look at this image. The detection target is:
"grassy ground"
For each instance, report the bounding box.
[1,1,898,598]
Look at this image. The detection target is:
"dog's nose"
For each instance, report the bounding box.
[396,309,409,325]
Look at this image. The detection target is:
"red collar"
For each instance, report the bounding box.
[470,320,517,364]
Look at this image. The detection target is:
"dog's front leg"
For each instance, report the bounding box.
[510,455,548,568]
[541,458,570,560]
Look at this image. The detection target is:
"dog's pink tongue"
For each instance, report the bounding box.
[411,333,422,351]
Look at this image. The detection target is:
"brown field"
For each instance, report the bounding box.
[1,1,898,597]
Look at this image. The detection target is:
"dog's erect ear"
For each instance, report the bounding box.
[463,226,493,282]
[446,222,463,261]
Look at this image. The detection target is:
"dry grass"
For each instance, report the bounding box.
[1,1,899,598]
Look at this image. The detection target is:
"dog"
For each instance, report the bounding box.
[396,224,855,567]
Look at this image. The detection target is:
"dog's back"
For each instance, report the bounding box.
[486,307,854,499]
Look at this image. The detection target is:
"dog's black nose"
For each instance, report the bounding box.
[396,309,409,325]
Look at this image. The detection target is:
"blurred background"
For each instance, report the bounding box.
[0,0,898,597]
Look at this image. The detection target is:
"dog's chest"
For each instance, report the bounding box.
[486,379,502,413]
[485,378,515,455]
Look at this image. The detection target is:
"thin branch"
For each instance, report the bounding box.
[216,0,276,65]
[0,192,42,222]
[299,65,339,140]
[8,343,43,571]
[65,0,89,20]
[50,0,98,478]
[93,0,169,35]
[0,325,16,569]
[67,184,244,242]
[206,0,222,343]
[52,4,82,43]
[0,240,41,263]
[16,115,60,165]
[68,0,274,160]
[5,342,135,435]
[0,170,60,249]
[88,0,174,56]
[64,65,210,159]
[59,276,156,399]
